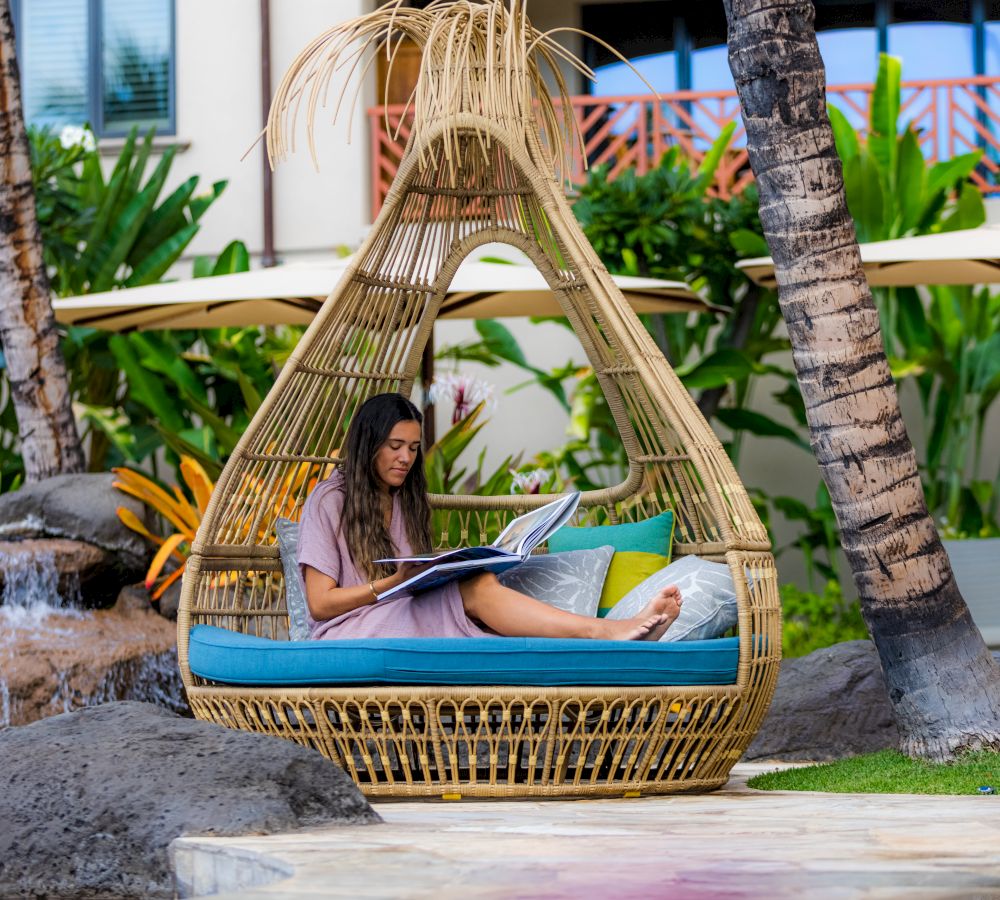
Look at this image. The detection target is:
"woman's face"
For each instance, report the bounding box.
[373,419,422,491]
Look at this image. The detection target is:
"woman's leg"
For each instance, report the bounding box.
[459,572,681,641]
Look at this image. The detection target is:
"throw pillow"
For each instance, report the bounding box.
[498,545,614,617]
[606,554,739,642]
[597,551,671,618]
[547,510,675,557]
[275,517,311,641]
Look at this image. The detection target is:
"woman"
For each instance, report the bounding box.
[299,392,681,641]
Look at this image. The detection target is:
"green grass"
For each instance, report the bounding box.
[747,749,1000,795]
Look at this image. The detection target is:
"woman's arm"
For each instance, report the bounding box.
[303,562,430,621]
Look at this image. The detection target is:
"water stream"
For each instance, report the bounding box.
[0,548,186,729]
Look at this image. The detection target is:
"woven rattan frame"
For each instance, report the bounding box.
[177,4,781,798]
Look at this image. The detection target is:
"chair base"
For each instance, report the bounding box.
[187,682,753,798]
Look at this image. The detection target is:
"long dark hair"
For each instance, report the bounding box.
[341,392,433,580]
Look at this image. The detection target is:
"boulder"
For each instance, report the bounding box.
[0,701,379,899]
[0,586,187,728]
[744,640,899,761]
[744,640,1000,761]
[0,473,151,607]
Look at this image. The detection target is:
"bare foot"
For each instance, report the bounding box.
[603,586,682,641]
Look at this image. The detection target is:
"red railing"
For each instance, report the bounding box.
[368,74,1000,219]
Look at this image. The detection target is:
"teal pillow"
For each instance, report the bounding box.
[547,510,675,556]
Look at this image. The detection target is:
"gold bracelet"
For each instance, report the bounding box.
[368,581,379,602]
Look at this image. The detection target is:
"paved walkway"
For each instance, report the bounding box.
[172,764,1000,899]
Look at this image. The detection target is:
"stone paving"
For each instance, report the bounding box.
[171,764,1000,899]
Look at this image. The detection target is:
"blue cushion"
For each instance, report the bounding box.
[547,510,675,556]
[188,625,738,687]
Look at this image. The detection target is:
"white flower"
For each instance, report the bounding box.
[428,373,496,424]
[510,468,549,495]
[59,125,96,152]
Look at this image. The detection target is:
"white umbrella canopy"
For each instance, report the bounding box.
[52,257,709,332]
[737,225,1000,289]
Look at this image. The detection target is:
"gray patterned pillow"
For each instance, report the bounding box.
[498,545,614,617]
[606,554,738,641]
[275,518,311,641]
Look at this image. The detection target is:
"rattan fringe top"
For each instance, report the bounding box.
[263,0,653,188]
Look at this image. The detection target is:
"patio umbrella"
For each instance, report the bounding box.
[52,257,709,332]
[737,225,1000,288]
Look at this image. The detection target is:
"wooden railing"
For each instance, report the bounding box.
[368,74,1000,219]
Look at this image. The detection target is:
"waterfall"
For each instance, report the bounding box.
[0,546,188,729]
[0,548,83,626]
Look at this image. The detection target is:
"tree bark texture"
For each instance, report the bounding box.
[723,0,1000,759]
[0,0,84,481]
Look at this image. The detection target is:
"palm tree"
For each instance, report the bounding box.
[722,0,1000,759]
[0,0,84,481]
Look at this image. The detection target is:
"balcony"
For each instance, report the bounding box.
[368,74,1000,219]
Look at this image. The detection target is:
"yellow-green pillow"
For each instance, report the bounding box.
[597,551,672,617]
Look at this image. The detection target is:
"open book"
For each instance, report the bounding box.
[374,492,581,601]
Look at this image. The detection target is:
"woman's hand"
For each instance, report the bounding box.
[395,560,435,583]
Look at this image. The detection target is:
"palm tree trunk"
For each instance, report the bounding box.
[0,0,85,481]
[723,0,1000,759]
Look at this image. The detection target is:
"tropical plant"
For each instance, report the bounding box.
[113,457,213,600]
[830,54,996,537]
[115,454,334,601]
[29,124,227,296]
[572,125,793,442]
[829,55,984,246]
[891,285,1000,537]
[780,580,868,658]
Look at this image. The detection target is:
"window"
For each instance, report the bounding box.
[13,0,175,136]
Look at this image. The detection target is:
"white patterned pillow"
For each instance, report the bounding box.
[275,518,311,641]
[606,554,738,641]
[498,545,614,617]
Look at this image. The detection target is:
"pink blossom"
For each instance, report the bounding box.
[428,374,496,425]
[510,468,549,494]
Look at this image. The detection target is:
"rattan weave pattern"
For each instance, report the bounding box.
[176,2,781,798]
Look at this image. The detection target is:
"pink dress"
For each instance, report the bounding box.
[297,471,488,640]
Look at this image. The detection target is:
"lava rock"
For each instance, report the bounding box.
[0,702,379,899]
[0,473,150,606]
[743,640,900,761]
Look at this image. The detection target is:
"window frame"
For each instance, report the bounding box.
[10,0,176,138]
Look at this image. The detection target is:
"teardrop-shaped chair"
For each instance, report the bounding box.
[176,2,781,798]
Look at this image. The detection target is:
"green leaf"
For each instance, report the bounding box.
[843,152,885,243]
[211,240,251,275]
[108,334,186,433]
[189,180,228,222]
[474,319,529,368]
[90,146,178,291]
[894,128,926,236]
[676,348,754,389]
[729,228,770,258]
[894,287,932,351]
[697,122,736,184]
[869,54,902,177]
[926,152,982,199]
[191,255,215,278]
[128,174,200,264]
[827,104,860,164]
[938,183,986,233]
[128,333,208,404]
[125,222,199,286]
[715,407,810,450]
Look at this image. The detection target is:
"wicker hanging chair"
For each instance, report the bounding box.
[176,0,781,798]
